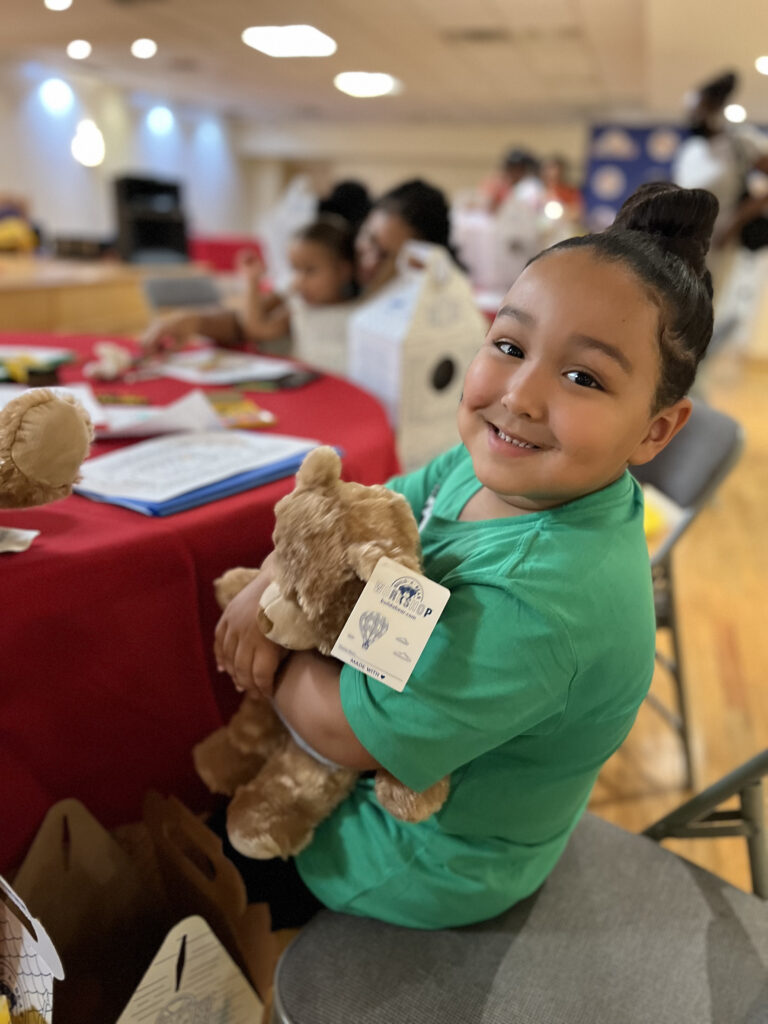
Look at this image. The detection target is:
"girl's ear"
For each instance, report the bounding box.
[628,398,692,466]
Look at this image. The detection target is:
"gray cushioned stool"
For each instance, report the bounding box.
[271,813,768,1024]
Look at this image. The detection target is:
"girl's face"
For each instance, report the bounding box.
[458,248,691,517]
[354,210,416,289]
[289,239,353,305]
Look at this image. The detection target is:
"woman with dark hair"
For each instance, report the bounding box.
[142,179,460,354]
[354,178,463,291]
[317,179,372,233]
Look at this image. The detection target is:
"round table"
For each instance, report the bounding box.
[0,332,400,872]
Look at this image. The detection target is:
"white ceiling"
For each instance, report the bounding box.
[2,0,768,125]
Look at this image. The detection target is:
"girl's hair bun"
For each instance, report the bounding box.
[610,182,719,278]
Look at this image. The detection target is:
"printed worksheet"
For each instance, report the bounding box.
[76,431,316,502]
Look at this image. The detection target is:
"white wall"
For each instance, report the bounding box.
[239,119,590,226]
[0,63,249,242]
[0,60,593,241]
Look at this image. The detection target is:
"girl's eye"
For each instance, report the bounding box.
[494,340,523,358]
[566,369,603,390]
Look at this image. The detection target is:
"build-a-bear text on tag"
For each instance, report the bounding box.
[331,557,450,691]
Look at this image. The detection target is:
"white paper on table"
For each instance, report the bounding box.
[77,430,316,502]
[0,382,107,429]
[0,526,40,553]
[116,915,263,1024]
[0,345,74,381]
[96,389,223,439]
[158,347,295,385]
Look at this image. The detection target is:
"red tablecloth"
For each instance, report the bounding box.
[188,236,263,272]
[0,333,399,872]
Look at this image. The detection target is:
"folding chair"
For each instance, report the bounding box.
[142,273,221,310]
[271,751,768,1024]
[631,400,744,788]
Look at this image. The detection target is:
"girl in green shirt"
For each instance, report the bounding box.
[212,181,719,929]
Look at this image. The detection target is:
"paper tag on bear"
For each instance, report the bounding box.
[331,556,450,691]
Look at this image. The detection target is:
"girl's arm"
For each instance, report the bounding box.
[241,288,291,342]
[273,652,381,770]
[141,307,244,354]
[239,251,291,342]
[214,559,379,769]
[214,552,289,696]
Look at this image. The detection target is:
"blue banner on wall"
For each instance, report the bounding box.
[583,124,686,230]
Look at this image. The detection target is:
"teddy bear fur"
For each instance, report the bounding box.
[0,388,93,510]
[193,445,450,860]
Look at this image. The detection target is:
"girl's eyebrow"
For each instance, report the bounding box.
[495,305,535,327]
[569,334,633,375]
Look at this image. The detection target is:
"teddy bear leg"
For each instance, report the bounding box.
[193,697,286,796]
[374,771,450,823]
[226,741,358,860]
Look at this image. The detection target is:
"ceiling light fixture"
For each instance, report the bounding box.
[724,103,747,124]
[38,77,74,115]
[71,119,105,166]
[147,105,174,135]
[241,25,336,58]
[44,0,73,10]
[333,72,400,98]
[66,39,91,60]
[756,56,768,76]
[131,38,158,59]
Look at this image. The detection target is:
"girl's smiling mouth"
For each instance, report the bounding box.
[488,422,547,452]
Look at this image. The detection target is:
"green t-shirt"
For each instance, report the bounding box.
[296,444,655,928]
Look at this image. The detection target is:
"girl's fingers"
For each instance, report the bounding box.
[213,617,227,671]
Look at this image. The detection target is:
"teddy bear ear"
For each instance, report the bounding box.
[295,445,341,489]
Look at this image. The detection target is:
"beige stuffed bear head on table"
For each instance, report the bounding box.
[0,388,93,511]
[194,445,450,860]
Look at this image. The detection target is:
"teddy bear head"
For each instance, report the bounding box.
[0,388,93,510]
[269,446,421,653]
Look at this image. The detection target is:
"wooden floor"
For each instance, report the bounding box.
[589,347,768,892]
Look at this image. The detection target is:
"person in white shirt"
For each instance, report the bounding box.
[672,70,768,295]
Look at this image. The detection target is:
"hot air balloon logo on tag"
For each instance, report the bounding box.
[359,611,388,650]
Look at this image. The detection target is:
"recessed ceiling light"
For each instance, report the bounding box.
[38,77,74,114]
[131,38,158,59]
[724,103,747,123]
[333,72,401,98]
[544,200,564,220]
[44,0,73,10]
[66,39,91,60]
[241,25,336,58]
[756,56,768,76]
[71,119,105,166]
[147,106,174,135]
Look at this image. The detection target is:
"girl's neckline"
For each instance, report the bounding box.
[449,470,634,527]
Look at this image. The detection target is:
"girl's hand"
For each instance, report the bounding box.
[235,249,267,285]
[213,558,288,698]
[140,311,200,356]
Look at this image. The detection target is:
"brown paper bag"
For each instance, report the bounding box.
[142,792,281,1006]
[11,800,172,1024]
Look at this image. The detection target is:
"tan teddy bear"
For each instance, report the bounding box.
[193,446,450,860]
[0,388,93,511]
